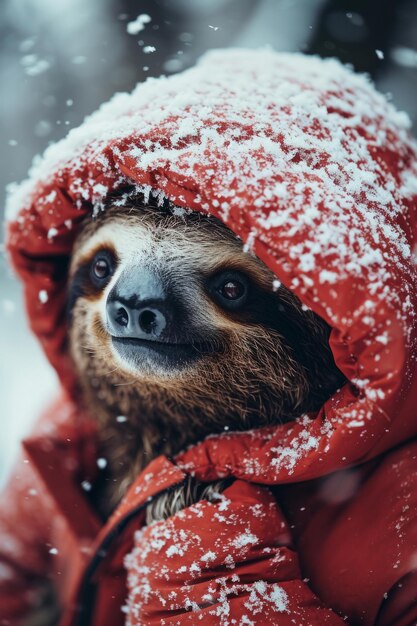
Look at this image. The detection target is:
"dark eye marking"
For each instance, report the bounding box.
[67,248,117,320]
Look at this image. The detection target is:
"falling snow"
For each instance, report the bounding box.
[126,14,151,36]
[20,54,51,76]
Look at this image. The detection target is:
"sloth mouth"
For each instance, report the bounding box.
[111,335,214,368]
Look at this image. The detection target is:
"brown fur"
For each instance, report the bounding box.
[68,191,344,517]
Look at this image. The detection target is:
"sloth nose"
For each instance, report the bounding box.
[106,269,169,340]
[107,299,167,338]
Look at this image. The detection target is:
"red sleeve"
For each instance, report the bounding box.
[124,480,345,625]
[375,572,417,626]
[0,454,56,625]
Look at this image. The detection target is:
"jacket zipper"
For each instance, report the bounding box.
[75,478,187,626]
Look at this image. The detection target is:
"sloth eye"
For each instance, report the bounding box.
[220,280,245,300]
[93,258,110,279]
[90,251,114,286]
[210,271,249,310]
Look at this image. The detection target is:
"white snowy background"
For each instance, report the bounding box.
[1,0,417,481]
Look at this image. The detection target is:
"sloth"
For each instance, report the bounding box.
[68,189,345,520]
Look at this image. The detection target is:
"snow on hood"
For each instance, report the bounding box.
[6,48,417,481]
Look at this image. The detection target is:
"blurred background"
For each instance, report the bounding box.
[1,0,417,481]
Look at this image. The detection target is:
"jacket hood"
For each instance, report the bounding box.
[6,48,417,482]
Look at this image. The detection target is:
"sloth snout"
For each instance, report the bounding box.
[107,299,167,339]
[106,268,171,341]
[104,268,207,368]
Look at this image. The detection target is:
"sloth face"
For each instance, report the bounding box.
[68,192,344,500]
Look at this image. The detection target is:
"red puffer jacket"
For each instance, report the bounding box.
[3,49,417,625]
